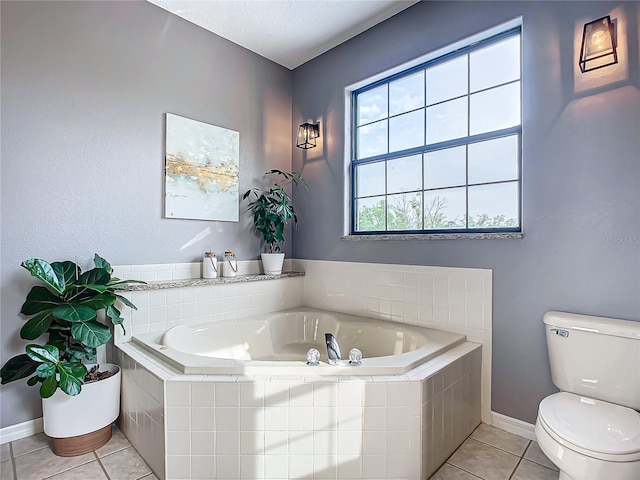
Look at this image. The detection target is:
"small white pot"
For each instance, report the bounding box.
[261,253,285,275]
[43,363,120,441]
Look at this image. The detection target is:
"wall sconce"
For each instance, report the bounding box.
[296,122,320,149]
[579,15,618,73]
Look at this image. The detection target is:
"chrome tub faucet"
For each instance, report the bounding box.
[325,333,342,364]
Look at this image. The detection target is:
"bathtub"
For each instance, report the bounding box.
[120,306,482,479]
[132,308,466,376]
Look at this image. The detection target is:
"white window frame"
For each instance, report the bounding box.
[343,18,524,239]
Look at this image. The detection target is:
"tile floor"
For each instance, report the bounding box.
[430,424,559,480]
[0,426,156,480]
[0,423,556,480]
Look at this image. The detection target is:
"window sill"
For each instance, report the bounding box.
[341,232,524,241]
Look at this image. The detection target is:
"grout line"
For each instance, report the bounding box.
[525,458,558,472]
[519,441,560,472]
[445,434,530,480]
[522,440,549,466]
[40,451,95,480]
[95,450,111,479]
[505,439,532,479]
[523,439,532,457]
[444,462,484,479]
[11,444,51,459]
[9,442,17,480]
[100,445,132,460]
[507,438,532,480]
[508,455,526,480]
[469,435,528,458]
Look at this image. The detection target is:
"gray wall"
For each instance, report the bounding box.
[0,1,292,428]
[292,1,640,424]
[2,0,638,431]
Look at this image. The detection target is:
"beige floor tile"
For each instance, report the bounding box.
[14,447,94,480]
[100,446,151,480]
[1,459,14,479]
[512,459,559,480]
[12,433,52,457]
[430,462,482,479]
[139,474,159,480]
[1,443,11,462]
[43,460,108,479]
[470,423,530,456]
[95,426,131,458]
[524,441,558,471]
[448,438,520,480]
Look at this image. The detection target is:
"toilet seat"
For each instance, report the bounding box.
[538,392,640,462]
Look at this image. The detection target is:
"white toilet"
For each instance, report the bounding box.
[535,311,640,480]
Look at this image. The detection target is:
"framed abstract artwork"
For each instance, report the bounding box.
[164,113,240,221]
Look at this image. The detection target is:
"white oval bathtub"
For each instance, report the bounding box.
[132,308,466,375]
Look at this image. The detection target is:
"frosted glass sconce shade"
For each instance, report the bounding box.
[579,15,618,73]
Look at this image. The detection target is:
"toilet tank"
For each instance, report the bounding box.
[544,311,640,410]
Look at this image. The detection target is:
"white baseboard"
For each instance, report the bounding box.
[491,411,536,441]
[0,418,43,444]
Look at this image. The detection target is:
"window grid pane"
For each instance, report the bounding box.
[352,27,521,234]
[390,71,425,116]
[390,110,425,153]
[357,84,388,126]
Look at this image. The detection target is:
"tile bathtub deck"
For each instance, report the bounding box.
[1,423,556,479]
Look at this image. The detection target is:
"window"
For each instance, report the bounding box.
[351,27,522,235]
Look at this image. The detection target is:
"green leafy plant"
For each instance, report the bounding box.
[243,169,308,252]
[0,254,143,398]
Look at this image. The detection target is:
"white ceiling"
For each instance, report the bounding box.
[147,0,419,69]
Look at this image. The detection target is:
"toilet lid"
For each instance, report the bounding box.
[539,392,640,455]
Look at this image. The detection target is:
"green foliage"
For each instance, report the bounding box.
[424,195,450,229]
[243,169,309,252]
[468,213,518,228]
[357,194,518,231]
[356,199,386,231]
[0,254,144,397]
[388,194,422,230]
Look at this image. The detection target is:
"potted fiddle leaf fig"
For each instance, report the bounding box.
[243,169,308,275]
[0,254,143,456]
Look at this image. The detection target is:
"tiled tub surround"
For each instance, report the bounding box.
[116,340,481,480]
[113,260,491,423]
[112,262,305,345]
[292,260,493,424]
[113,260,491,422]
[108,261,304,479]
[115,347,166,479]
[108,260,489,478]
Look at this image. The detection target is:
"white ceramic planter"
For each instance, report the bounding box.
[261,252,285,275]
[43,363,121,438]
